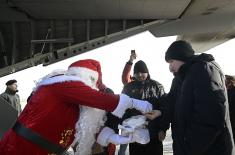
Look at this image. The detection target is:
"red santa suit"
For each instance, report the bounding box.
[0,59,152,155]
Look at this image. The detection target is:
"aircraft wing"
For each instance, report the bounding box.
[1,0,235,77]
[177,33,231,53]
[149,0,235,53]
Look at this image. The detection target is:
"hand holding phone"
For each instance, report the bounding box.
[130,50,137,62]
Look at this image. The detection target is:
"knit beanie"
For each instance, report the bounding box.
[134,60,149,74]
[6,79,17,86]
[165,40,195,62]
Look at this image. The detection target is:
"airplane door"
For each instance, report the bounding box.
[0,96,18,139]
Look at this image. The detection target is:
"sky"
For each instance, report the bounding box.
[0,31,235,108]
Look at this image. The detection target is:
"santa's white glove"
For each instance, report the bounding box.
[108,133,132,145]
[112,94,152,118]
[132,128,150,144]
[97,127,133,146]
[131,98,152,114]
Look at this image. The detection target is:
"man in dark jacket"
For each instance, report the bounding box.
[164,40,234,155]
[121,60,167,155]
[225,75,235,143]
[1,79,21,116]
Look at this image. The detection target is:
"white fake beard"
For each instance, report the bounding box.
[72,106,106,155]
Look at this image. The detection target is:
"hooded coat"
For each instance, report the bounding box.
[168,53,234,155]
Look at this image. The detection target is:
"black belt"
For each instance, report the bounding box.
[12,121,66,154]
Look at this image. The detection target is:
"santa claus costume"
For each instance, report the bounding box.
[0,59,152,155]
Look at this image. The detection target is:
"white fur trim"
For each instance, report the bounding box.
[112,94,132,118]
[35,66,99,90]
[66,67,98,89]
[97,127,115,146]
[36,75,82,89]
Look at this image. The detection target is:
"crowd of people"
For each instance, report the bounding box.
[0,40,234,155]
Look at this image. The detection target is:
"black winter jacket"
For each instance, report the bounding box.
[166,53,234,155]
[228,86,235,143]
[122,78,166,138]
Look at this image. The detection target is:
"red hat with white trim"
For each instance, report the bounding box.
[68,59,106,90]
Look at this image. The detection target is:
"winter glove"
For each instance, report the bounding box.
[108,133,132,145]
[132,128,150,144]
[112,94,152,118]
[97,127,133,146]
[131,98,153,114]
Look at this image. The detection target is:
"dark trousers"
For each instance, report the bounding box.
[129,138,163,155]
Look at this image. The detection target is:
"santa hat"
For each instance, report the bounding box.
[67,59,106,90]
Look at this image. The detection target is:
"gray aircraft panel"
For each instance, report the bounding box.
[0,96,18,139]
